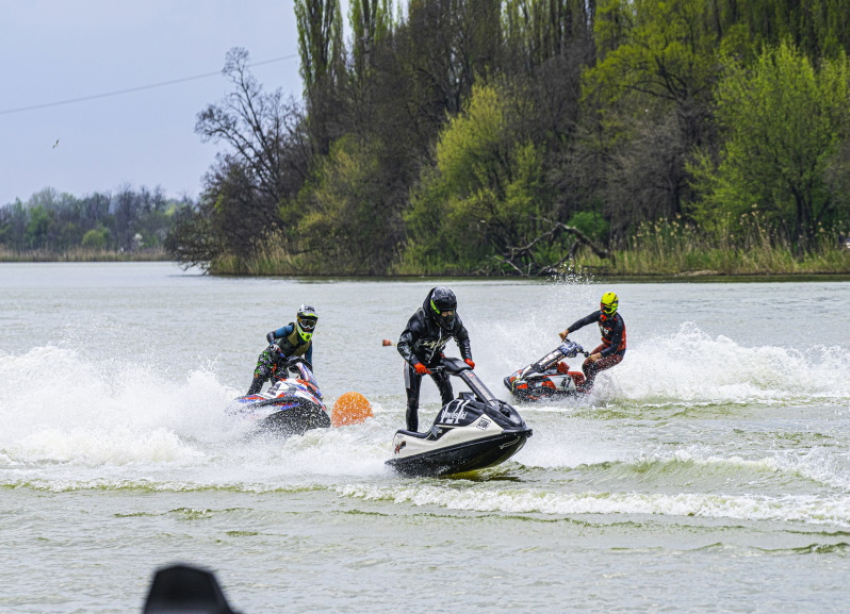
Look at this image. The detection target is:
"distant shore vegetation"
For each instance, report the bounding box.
[6,1,850,277]
[0,187,194,262]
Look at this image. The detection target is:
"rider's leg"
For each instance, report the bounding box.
[580,345,623,392]
[432,370,454,406]
[246,350,274,395]
[246,375,265,395]
[404,362,423,432]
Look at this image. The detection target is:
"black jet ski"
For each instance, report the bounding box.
[387,357,532,477]
[504,340,589,402]
[231,357,330,435]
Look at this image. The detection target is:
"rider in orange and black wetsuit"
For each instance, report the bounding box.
[559,292,626,392]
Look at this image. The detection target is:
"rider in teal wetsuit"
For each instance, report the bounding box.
[246,305,318,395]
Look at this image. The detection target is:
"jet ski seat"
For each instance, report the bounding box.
[397,426,446,441]
[395,429,431,439]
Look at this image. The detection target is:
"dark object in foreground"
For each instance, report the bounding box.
[386,357,532,477]
[143,564,240,614]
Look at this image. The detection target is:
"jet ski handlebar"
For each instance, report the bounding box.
[274,354,313,372]
[518,341,589,380]
[285,356,313,368]
[560,341,589,358]
[427,357,502,403]
[427,356,470,376]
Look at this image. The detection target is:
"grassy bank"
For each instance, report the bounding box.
[7,230,850,278]
[203,226,850,278]
[206,247,850,278]
[576,221,850,277]
[0,248,171,263]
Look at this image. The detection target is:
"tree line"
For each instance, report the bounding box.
[0,187,194,254]
[162,0,850,275]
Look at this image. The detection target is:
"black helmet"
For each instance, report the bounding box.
[428,287,457,329]
[296,304,318,342]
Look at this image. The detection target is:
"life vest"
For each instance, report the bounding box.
[598,313,627,352]
[276,322,311,357]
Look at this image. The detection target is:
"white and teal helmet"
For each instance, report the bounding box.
[296,305,318,342]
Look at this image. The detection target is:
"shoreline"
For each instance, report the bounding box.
[3,257,850,282]
[0,251,850,283]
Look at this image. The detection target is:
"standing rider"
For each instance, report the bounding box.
[558,292,626,392]
[397,287,475,432]
[246,305,318,395]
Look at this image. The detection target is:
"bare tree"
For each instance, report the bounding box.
[186,48,311,262]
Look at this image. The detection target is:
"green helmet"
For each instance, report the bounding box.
[600,292,619,318]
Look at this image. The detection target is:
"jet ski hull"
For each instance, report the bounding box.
[232,396,330,436]
[386,428,532,478]
[259,399,331,435]
[504,374,587,402]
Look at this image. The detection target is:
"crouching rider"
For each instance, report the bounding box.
[558,292,626,393]
[246,305,318,395]
[397,287,475,432]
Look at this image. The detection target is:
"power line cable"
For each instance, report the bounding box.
[0,54,299,116]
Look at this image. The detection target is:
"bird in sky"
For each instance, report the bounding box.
[52,139,59,149]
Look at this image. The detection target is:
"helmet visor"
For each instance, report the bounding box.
[298,316,317,332]
[600,302,617,315]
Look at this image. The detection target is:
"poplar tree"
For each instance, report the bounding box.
[295,0,346,155]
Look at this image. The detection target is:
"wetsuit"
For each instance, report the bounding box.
[397,293,473,432]
[246,323,313,395]
[565,311,626,392]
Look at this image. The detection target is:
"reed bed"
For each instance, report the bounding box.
[0,247,171,263]
[574,216,850,277]
[208,240,305,276]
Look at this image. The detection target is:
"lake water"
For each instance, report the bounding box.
[1,262,849,613]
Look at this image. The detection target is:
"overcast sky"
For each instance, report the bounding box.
[0,1,307,206]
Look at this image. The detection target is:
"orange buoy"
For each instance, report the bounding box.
[381,339,394,346]
[331,391,374,427]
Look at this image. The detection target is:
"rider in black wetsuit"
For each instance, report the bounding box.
[559,292,626,392]
[397,287,475,432]
[246,305,318,395]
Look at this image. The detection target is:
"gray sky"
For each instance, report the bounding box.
[0,1,304,206]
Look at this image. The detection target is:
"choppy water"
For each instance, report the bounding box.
[1,263,849,613]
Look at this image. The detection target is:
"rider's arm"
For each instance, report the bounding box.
[306,343,313,366]
[563,312,600,337]
[397,315,424,366]
[454,316,472,360]
[267,324,293,347]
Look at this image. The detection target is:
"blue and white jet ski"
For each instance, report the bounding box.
[386,357,532,477]
[231,358,330,435]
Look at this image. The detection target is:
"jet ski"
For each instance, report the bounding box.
[504,340,589,402]
[386,357,532,478]
[231,357,330,435]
